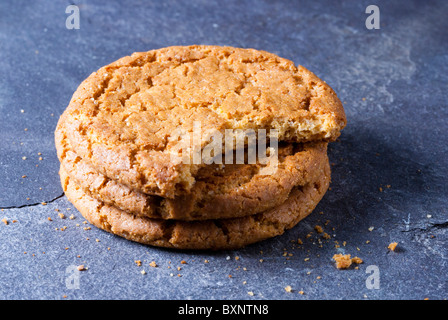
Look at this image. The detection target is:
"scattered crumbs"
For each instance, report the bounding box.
[149,261,157,268]
[135,260,142,266]
[83,227,91,230]
[298,291,304,295]
[247,291,254,296]
[77,265,86,271]
[95,239,100,242]
[58,213,66,219]
[22,156,27,160]
[297,239,303,245]
[284,285,292,293]
[304,258,310,262]
[379,187,383,192]
[316,276,322,280]
[366,240,371,244]
[388,242,398,251]
[322,233,331,240]
[314,225,323,233]
[242,281,247,285]
[2,219,8,225]
[69,214,75,220]
[259,259,264,263]
[204,259,209,263]
[62,295,67,299]
[177,267,181,271]
[368,226,374,232]
[180,260,187,264]
[235,256,240,261]
[41,202,47,206]
[141,270,146,275]
[22,175,27,179]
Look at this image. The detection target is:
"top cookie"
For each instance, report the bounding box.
[57,45,345,197]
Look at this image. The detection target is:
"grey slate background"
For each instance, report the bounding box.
[0,0,447,300]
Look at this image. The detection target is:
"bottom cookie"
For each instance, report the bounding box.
[60,161,330,250]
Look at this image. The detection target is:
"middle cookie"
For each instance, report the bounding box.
[57,126,328,221]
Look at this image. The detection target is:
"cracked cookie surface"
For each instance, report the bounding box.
[56,45,345,197]
[60,160,331,250]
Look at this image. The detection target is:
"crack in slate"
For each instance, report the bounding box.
[0,193,65,210]
[401,221,448,234]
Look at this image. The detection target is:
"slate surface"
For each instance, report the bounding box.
[0,0,447,300]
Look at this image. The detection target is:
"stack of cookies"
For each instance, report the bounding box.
[55,46,346,250]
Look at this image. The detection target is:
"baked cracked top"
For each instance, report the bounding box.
[57,45,345,197]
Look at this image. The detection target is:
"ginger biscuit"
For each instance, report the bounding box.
[59,160,331,250]
[56,45,345,198]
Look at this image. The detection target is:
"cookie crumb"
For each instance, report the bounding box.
[284,285,292,293]
[149,261,157,268]
[333,254,363,269]
[1,219,8,225]
[247,291,254,296]
[388,242,398,251]
[351,257,363,264]
[77,265,86,271]
[134,260,142,266]
[332,254,352,269]
[314,225,323,233]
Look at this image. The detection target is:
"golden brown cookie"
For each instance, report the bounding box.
[59,160,331,250]
[56,121,329,220]
[56,45,345,198]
